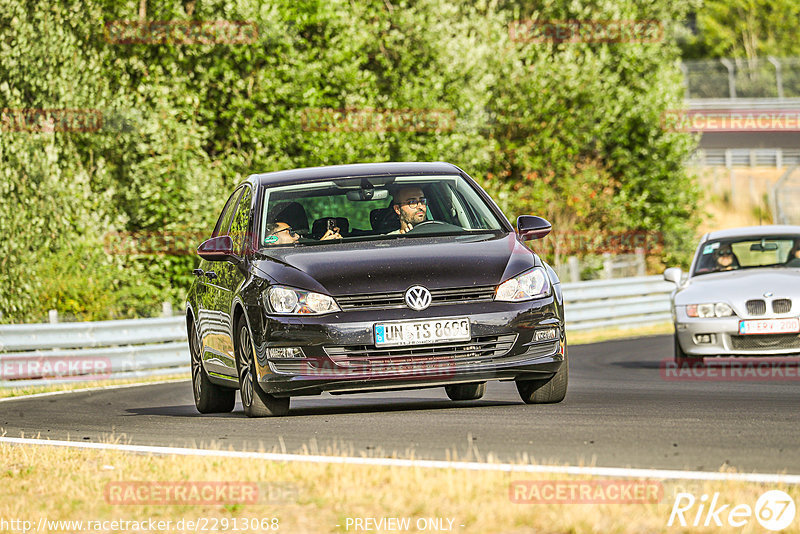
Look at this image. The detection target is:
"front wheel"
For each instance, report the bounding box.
[674,332,703,367]
[236,318,290,417]
[516,347,568,404]
[190,320,235,414]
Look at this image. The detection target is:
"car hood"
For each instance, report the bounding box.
[251,233,537,296]
[676,268,800,308]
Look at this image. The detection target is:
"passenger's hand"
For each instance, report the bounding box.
[320,228,342,240]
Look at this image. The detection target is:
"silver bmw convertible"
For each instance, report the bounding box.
[664,225,800,365]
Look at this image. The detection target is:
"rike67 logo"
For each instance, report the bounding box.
[668,490,796,531]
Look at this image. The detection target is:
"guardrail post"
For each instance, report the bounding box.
[602,253,613,279]
[567,256,580,283]
[635,249,646,277]
[162,301,173,317]
[48,309,58,324]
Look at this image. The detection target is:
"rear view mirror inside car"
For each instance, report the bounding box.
[346,188,389,201]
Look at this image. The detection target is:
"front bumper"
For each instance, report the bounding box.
[252,297,565,397]
[674,308,800,357]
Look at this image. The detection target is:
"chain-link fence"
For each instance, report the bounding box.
[684,57,800,99]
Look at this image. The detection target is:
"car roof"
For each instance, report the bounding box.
[703,225,800,241]
[250,162,463,187]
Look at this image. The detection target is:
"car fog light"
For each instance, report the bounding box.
[268,347,304,358]
[534,328,559,342]
[693,334,716,345]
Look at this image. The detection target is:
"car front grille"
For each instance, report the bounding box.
[730,334,800,351]
[773,298,792,314]
[323,334,518,368]
[335,286,496,311]
[746,299,766,316]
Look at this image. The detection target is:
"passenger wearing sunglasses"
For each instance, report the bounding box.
[389,186,428,234]
[263,221,341,246]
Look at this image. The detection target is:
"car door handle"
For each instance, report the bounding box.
[193,269,205,277]
[204,271,218,280]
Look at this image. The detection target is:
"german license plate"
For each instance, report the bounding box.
[739,318,800,335]
[374,317,471,347]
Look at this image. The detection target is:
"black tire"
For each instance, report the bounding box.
[516,346,568,404]
[674,332,703,367]
[445,382,486,401]
[236,318,290,418]
[189,319,235,414]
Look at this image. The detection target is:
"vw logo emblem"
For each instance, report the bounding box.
[405,285,432,311]
[764,292,774,298]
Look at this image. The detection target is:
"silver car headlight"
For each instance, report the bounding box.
[266,286,341,315]
[495,267,549,302]
[686,302,734,318]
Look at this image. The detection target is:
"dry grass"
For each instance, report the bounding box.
[0,440,798,533]
[0,373,190,400]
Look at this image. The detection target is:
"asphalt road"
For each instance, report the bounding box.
[2,334,799,474]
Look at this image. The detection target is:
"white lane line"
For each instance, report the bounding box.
[1,436,798,484]
[0,378,188,403]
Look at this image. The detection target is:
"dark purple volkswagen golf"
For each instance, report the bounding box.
[186,162,566,417]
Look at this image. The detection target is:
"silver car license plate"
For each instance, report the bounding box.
[739,318,800,335]
[374,317,471,347]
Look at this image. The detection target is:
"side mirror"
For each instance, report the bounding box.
[197,235,236,262]
[516,215,552,241]
[664,267,682,285]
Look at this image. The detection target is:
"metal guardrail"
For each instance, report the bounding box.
[561,275,673,331]
[0,317,189,388]
[690,148,800,168]
[0,276,674,387]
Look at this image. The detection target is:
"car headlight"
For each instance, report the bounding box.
[686,302,734,318]
[495,267,549,302]
[266,286,341,315]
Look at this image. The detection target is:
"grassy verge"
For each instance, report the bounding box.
[568,322,673,346]
[0,373,190,400]
[0,441,797,533]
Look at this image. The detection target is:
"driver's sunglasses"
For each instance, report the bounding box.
[399,197,427,207]
[271,227,298,237]
[718,250,733,257]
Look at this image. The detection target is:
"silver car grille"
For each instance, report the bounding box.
[323,334,517,368]
[335,286,496,311]
[773,298,792,314]
[730,334,800,351]
[746,299,766,316]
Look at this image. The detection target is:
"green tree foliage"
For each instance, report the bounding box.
[0,0,697,322]
[681,0,800,59]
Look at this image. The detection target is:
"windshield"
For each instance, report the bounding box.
[258,174,506,248]
[692,236,800,275]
